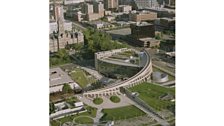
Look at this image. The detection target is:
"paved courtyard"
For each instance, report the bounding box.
[76,94,134,109]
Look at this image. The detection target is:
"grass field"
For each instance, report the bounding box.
[70,68,96,88]
[100,105,146,121]
[129,82,175,111]
[93,97,103,105]
[75,117,94,124]
[109,96,121,103]
[50,106,97,126]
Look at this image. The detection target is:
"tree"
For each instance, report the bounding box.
[50,102,55,114]
[62,83,73,93]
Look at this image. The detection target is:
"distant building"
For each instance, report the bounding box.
[49,4,84,53]
[164,0,175,6]
[82,2,105,21]
[49,21,72,34]
[93,2,104,13]
[104,10,112,15]
[145,8,175,18]
[138,37,160,48]
[156,17,175,31]
[130,22,155,39]
[104,0,119,11]
[105,16,115,22]
[64,0,85,5]
[49,31,84,52]
[129,22,159,48]
[83,3,94,14]
[129,10,157,22]
[132,0,159,10]
[118,5,132,13]
[86,21,112,29]
[53,4,64,22]
[74,11,84,21]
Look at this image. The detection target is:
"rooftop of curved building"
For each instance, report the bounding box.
[84,49,151,93]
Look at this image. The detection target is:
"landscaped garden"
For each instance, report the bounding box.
[70,68,96,88]
[50,106,97,126]
[129,82,175,111]
[100,105,146,121]
[109,96,121,103]
[93,97,103,105]
[74,116,94,124]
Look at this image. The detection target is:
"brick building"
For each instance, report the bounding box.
[129,11,157,22]
[104,0,119,11]
[82,2,104,21]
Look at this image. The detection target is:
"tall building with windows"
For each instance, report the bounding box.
[83,3,94,14]
[132,0,159,9]
[104,0,119,10]
[93,2,104,14]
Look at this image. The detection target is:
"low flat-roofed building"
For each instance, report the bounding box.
[145,8,175,18]
[86,13,104,21]
[87,21,112,29]
[64,0,84,5]
[50,67,74,87]
[74,102,84,107]
[104,10,112,15]
[105,16,115,22]
[139,37,160,48]
[118,5,132,13]
[49,67,80,93]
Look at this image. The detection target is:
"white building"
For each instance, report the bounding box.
[64,0,85,5]
[74,102,84,107]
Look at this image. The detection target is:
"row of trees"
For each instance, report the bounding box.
[50,28,128,66]
[82,28,128,58]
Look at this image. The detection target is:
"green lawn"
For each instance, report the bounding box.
[93,98,103,105]
[70,68,95,88]
[109,96,121,103]
[129,82,175,111]
[100,105,146,121]
[74,117,94,124]
[50,106,97,126]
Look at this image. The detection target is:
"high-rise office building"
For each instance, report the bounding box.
[93,2,104,13]
[104,0,119,10]
[83,3,94,14]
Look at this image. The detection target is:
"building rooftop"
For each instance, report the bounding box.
[135,22,153,26]
[160,17,175,21]
[49,67,74,87]
[139,37,159,42]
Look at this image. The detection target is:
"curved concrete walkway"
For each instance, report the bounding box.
[73,116,94,124]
